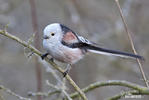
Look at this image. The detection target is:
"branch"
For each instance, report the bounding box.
[114,0,149,87]
[107,90,145,100]
[39,59,62,85]
[0,29,87,100]
[70,80,149,99]
[0,85,31,100]
[46,80,72,100]
[28,90,60,97]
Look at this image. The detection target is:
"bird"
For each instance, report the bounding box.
[42,23,144,77]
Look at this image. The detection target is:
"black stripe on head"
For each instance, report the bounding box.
[60,24,71,33]
[60,24,72,33]
[60,24,78,36]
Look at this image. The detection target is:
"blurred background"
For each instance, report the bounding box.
[0,0,149,100]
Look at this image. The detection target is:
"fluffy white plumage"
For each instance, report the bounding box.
[43,23,84,64]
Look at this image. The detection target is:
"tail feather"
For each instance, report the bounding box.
[64,42,144,60]
[87,45,144,60]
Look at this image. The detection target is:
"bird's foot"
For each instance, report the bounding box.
[63,69,69,77]
[63,64,71,77]
[50,57,54,62]
[41,53,49,60]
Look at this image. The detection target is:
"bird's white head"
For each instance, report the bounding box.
[43,23,63,42]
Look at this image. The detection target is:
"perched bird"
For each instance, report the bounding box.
[42,23,144,77]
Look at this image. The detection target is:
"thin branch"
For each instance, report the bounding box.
[46,80,60,90]
[38,59,63,86]
[70,80,149,99]
[115,0,132,31]
[107,90,145,100]
[62,90,72,100]
[28,90,60,97]
[0,29,87,100]
[46,80,72,100]
[114,0,149,87]
[108,90,132,100]
[0,85,31,100]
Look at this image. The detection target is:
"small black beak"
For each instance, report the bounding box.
[43,35,49,39]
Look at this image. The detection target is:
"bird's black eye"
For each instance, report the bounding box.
[51,32,55,36]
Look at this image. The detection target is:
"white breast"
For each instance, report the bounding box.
[43,39,84,64]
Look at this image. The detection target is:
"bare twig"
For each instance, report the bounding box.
[46,80,72,100]
[114,0,149,87]
[115,0,132,31]
[46,80,60,90]
[0,30,87,100]
[0,85,31,100]
[39,59,63,85]
[62,90,72,100]
[107,90,145,100]
[28,90,60,97]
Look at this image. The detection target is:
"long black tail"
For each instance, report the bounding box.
[86,44,144,60]
[63,42,144,60]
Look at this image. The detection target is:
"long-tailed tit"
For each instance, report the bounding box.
[42,23,144,77]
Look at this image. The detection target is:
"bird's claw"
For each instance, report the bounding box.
[63,70,69,77]
[41,53,49,60]
[50,58,54,62]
